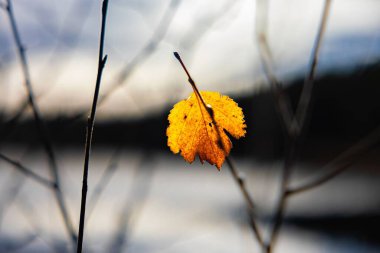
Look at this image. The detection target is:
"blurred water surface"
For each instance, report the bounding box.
[0,147,379,253]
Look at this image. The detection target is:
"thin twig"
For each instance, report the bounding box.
[255,0,295,137]
[16,196,62,252]
[5,1,76,246]
[86,146,123,221]
[264,139,296,253]
[35,0,95,80]
[293,0,332,133]
[76,0,109,252]
[0,171,25,228]
[0,152,54,188]
[287,125,380,196]
[262,1,333,252]
[254,3,298,248]
[110,0,181,92]
[0,99,28,141]
[1,0,181,139]
[257,35,295,136]
[179,0,239,50]
[226,157,264,246]
[0,234,37,252]
[174,52,264,248]
[71,0,182,122]
[107,152,155,253]
[0,184,41,253]
[0,0,95,139]
[267,120,377,252]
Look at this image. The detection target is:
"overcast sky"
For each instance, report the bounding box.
[1,0,379,119]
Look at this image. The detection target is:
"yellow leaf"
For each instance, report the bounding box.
[167,91,246,169]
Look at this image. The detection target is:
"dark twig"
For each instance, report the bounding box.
[0,152,54,188]
[109,0,180,93]
[1,0,180,139]
[287,125,380,196]
[293,0,332,133]
[0,234,37,252]
[179,0,239,51]
[70,0,182,122]
[255,0,295,137]
[174,52,264,248]
[16,196,62,252]
[76,0,109,252]
[0,171,25,228]
[256,0,375,252]
[264,138,296,253]
[5,0,76,245]
[107,152,155,253]
[257,35,295,136]
[86,146,123,221]
[0,99,28,141]
[226,157,264,246]
[0,0,94,139]
[266,122,378,252]
[261,1,333,252]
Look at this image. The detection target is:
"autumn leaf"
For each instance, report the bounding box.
[167,91,246,169]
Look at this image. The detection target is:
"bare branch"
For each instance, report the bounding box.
[1,0,181,139]
[0,152,54,188]
[179,0,239,50]
[0,234,37,252]
[292,0,332,133]
[226,157,264,246]
[16,197,63,252]
[0,171,25,228]
[264,141,297,253]
[0,2,6,10]
[255,1,333,252]
[254,2,297,250]
[107,152,155,253]
[255,0,296,137]
[86,146,123,221]
[287,125,380,195]
[75,0,182,121]
[5,0,77,245]
[0,0,96,139]
[0,99,28,141]
[76,0,109,252]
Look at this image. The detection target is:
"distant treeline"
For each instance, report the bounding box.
[2,63,380,162]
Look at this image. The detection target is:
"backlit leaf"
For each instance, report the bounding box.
[167,91,246,169]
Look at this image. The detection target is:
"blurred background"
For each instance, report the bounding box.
[0,0,379,252]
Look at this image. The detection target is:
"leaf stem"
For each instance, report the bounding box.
[173,51,264,249]
[174,52,211,109]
